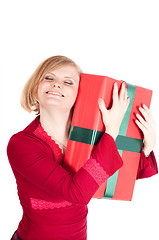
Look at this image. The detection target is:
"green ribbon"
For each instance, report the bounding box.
[69,82,143,199]
[69,126,103,146]
[69,126,142,153]
[104,82,138,198]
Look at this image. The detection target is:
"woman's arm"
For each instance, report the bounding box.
[7,131,123,206]
[135,104,158,179]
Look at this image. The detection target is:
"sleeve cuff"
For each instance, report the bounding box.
[91,133,123,177]
[82,158,109,186]
[137,150,158,179]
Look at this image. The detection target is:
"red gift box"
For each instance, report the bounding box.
[64,73,152,201]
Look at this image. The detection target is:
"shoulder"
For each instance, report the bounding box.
[7,131,49,171]
[7,132,46,156]
[7,116,47,154]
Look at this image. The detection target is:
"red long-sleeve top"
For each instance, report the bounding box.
[7,116,158,240]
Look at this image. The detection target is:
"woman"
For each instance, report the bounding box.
[8,55,157,240]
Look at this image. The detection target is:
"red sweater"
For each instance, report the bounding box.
[7,116,158,240]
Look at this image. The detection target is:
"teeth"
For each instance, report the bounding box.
[47,91,63,97]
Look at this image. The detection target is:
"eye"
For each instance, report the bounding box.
[65,81,73,85]
[64,80,73,85]
[44,76,54,81]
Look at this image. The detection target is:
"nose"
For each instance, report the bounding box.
[50,80,62,89]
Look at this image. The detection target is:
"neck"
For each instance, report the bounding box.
[39,107,72,145]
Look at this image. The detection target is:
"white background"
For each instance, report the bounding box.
[0,0,159,239]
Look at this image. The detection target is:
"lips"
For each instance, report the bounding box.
[46,90,64,97]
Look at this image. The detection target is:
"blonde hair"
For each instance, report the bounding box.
[20,55,82,115]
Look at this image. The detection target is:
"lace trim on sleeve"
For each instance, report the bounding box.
[82,158,109,186]
[30,198,72,210]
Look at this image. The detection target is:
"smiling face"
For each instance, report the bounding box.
[37,65,80,113]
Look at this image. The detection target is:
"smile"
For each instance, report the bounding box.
[46,91,64,97]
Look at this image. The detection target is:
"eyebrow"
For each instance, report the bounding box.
[64,76,75,80]
[46,73,55,76]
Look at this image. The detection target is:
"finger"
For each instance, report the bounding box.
[139,106,151,123]
[112,82,118,105]
[122,83,128,101]
[98,98,107,113]
[135,119,147,134]
[143,104,153,119]
[119,82,127,101]
[143,104,149,111]
[124,87,128,101]
[126,97,130,110]
[136,113,149,129]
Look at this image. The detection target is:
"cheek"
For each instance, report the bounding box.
[36,86,41,100]
[37,82,46,99]
[70,88,78,103]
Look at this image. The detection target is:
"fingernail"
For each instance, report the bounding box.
[143,104,147,108]
[98,98,103,104]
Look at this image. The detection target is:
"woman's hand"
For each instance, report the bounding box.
[135,104,156,157]
[98,82,130,140]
